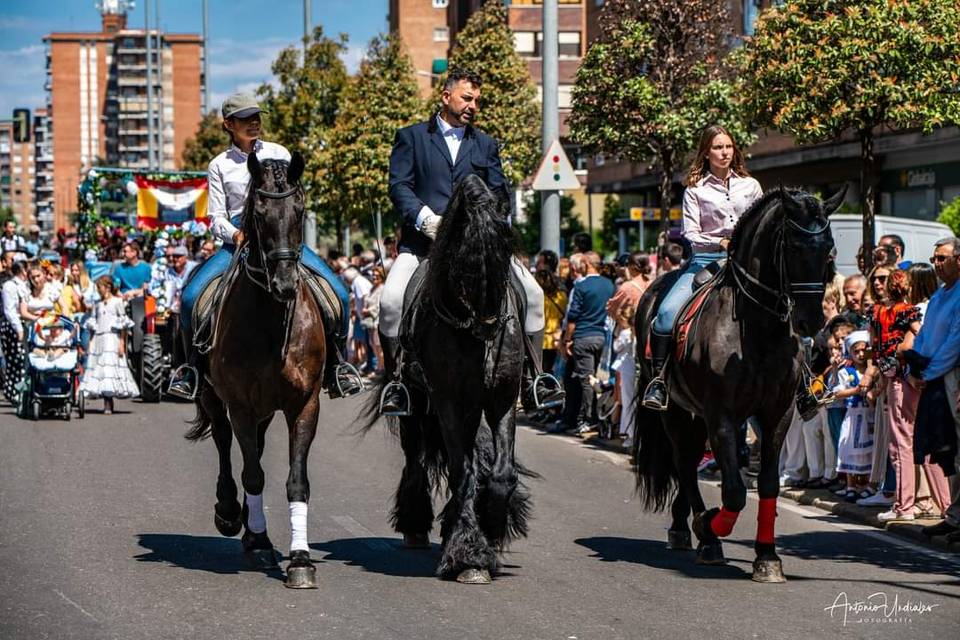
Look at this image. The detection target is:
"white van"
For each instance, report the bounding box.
[829,214,954,276]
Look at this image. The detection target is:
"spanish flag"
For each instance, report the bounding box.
[136,176,208,229]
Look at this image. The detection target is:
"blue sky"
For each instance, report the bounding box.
[0,0,387,119]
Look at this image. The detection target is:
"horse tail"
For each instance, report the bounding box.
[184,398,213,441]
[631,274,680,512]
[357,376,390,436]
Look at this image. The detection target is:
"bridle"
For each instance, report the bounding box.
[729,206,832,324]
[243,182,303,293]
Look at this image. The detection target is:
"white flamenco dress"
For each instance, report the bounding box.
[80,297,140,399]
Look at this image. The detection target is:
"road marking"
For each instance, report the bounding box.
[53,589,98,622]
[330,515,394,552]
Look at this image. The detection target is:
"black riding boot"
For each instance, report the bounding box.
[642,331,672,411]
[325,330,364,399]
[168,326,198,400]
[521,329,565,412]
[379,335,411,416]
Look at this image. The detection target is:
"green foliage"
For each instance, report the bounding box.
[939,197,960,236]
[599,194,622,255]
[181,110,230,171]
[440,0,541,186]
[738,0,960,143]
[258,26,350,242]
[570,0,751,228]
[322,34,426,238]
[515,191,585,256]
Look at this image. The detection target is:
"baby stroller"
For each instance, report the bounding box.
[17,314,85,421]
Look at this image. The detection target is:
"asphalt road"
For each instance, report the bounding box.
[1,395,958,639]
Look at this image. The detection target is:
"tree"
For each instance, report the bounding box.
[939,197,960,236]
[258,26,351,244]
[738,0,960,269]
[570,0,752,239]
[441,0,541,187]
[515,191,585,256]
[181,110,229,171]
[599,194,622,255]
[323,34,425,242]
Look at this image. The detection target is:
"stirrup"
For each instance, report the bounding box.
[333,362,365,398]
[532,372,565,410]
[642,376,669,411]
[167,364,198,401]
[379,380,412,417]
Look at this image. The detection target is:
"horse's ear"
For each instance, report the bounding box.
[821,184,848,217]
[287,152,305,185]
[247,152,263,185]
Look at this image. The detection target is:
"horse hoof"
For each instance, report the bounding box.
[284,564,318,589]
[695,543,727,565]
[456,568,491,585]
[245,548,279,570]
[403,533,430,549]
[752,558,786,583]
[214,512,242,537]
[666,530,693,550]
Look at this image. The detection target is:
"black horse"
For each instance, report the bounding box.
[633,187,841,582]
[185,153,327,588]
[364,174,531,584]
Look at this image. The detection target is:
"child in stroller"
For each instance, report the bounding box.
[18,314,84,420]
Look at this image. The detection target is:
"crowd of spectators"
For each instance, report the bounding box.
[778,234,960,538]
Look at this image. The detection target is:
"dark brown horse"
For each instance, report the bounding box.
[633,187,841,582]
[185,152,324,589]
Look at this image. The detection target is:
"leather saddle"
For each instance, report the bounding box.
[644,259,726,364]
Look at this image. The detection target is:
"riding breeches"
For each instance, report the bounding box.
[378,253,545,338]
[652,251,725,335]
[179,243,350,337]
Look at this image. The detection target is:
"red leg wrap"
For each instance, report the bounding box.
[757,498,777,545]
[710,507,740,537]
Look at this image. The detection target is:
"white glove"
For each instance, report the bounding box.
[421,213,442,240]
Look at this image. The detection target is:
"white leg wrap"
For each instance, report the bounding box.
[289,501,309,552]
[245,493,267,534]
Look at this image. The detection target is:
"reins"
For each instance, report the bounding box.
[728,205,830,325]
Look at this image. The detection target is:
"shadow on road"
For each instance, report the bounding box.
[311,537,440,578]
[575,536,749,580]
[134,533,283,581]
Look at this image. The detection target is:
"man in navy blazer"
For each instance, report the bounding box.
[378,68,563,416]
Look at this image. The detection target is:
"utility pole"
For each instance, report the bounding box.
[302,0,317,250]
[202,0,209,113]
[144,0,155,170]
[155,0,164,169]
[540,0,560,255]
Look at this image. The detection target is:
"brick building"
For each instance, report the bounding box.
[33,108,54,231]
[0,119,37,230]
[389,0,452,97]
[43,1,203,231]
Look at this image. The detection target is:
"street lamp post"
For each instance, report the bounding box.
[145,0,155,170]
[302,0,317,250]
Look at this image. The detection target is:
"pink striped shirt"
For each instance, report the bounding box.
[682,171,763,253]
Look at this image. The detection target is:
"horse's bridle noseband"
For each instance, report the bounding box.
[730,212,831,324]
[246,184,304,283]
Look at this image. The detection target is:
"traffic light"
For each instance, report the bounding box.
[12,109,30,143]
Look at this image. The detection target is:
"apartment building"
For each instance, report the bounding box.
[33,108,54,231]
[389,0,452,97]
[43,1,203,230]
[0,119,37,229]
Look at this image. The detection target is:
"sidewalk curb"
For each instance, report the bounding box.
[528,423,960,555]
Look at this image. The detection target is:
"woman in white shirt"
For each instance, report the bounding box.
[643,125,763,410]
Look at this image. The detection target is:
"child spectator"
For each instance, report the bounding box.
[611,303,637,447]
[833,331,876,502]
[80,276,140,414]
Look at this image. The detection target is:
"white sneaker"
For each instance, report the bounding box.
[857,492,894,507]
[877,509,915,522]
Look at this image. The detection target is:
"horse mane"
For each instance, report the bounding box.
[426,175,515,321]
[728,187,820,253]
[241,158,292,238]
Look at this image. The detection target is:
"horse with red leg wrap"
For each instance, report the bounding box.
[632,187,841,582]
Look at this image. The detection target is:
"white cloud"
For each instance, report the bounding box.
[340,44,365,74]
